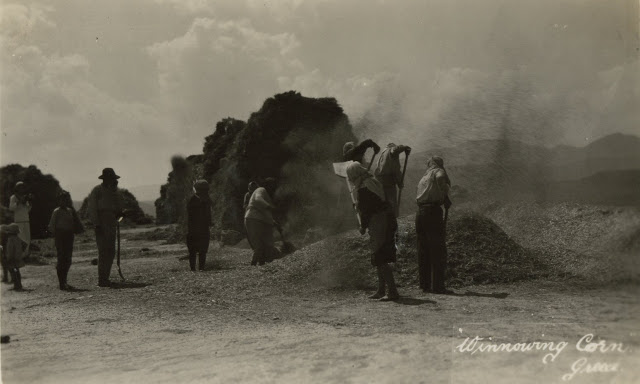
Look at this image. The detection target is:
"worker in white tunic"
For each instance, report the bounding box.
[9,182,32,256]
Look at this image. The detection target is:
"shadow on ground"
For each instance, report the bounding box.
[394,297,436,306]
[438,290,509,299]
[110,281,151,289]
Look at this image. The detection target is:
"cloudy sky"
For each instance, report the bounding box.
[1,0,638,199]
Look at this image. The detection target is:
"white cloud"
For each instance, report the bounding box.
[147,17,302,125]
[151,0,214,14]
[0,4,188,194]
[0,3,55,39]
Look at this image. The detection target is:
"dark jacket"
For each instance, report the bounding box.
[187,194,212,235]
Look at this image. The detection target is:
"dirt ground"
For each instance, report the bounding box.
[1,227,639,384]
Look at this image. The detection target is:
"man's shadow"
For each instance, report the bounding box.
[393,297,437,306]
[463,291,509,299]
[65,286,90,293]
[109,281,151,289]
[432,290,509,299]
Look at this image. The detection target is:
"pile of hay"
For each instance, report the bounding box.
[484,201,640,282]
[265,211,546,290]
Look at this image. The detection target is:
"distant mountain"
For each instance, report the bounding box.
[550,133,640,180]
[542,169,640,206]
[138,201,156,218]
[74,198,157,216]
[397,133,640,210]
[127,184,162,202]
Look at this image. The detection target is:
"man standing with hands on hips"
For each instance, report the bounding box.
[87,168,123,287]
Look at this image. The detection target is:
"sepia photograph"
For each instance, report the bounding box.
[1,0,639,383]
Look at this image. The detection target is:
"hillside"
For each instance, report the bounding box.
[542,169,640,206]
[138,201,156,218]
[127,184,162,203]
[77,188,154,225]
[399,133,640,210]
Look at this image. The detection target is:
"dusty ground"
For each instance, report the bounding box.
[1,227,639,384]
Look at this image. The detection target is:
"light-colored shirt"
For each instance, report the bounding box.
[373,145,403,187]
[244,187,275,225]
[9,195,30,222]
[416,168,450,205]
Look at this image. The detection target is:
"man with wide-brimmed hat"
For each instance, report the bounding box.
[87,168,123,287]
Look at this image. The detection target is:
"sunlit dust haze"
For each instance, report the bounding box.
[1,0,638,199]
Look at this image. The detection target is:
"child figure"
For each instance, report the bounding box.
[1,229,9,283]
[48,191,81,290]
[1,224,25,291]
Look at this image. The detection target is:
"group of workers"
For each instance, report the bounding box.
[342,139,452,300]
[2,138,451,299]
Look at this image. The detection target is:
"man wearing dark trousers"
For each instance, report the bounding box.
[87,168,123,287]
[48,191,81,290]
[415,156,452,294]
[186,180,212,271]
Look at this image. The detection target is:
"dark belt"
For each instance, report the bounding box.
[417,202,442,210]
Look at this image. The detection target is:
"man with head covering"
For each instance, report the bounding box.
[343,139,381,164]
[87,168,123,287]
[186,180,212,271]
[373,143,412,217]
[9,181,32,256]
[244,178,281,266]
[415,156,452,294]
[243,181,259,212]
[347,162,400,301]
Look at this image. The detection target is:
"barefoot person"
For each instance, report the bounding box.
[346,162,399,301]
[1,224,25,291]
[48,191,83,290]
[415,156,452,294]
[186,180,212,271]
[244,178,280,266]
[9,182,32,257]
[87,168,123,287]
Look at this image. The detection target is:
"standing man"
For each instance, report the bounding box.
[186,180,212,271]
[9,182,32,256]
[415,156,452,294]
[87,168,123,287]
[343,139,381,164]
[373,143,411,217]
